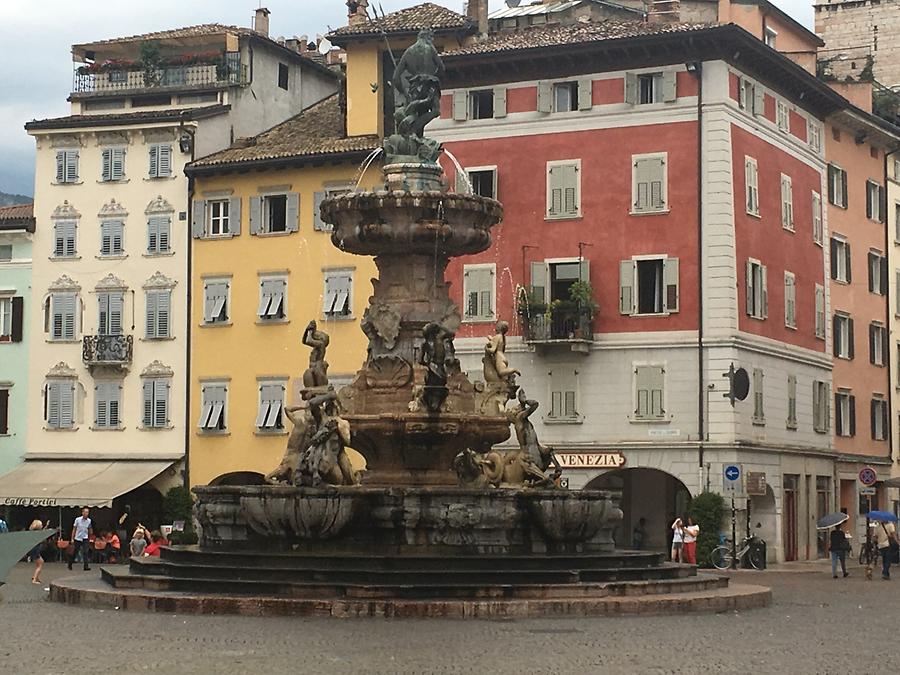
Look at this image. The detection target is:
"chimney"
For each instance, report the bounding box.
[647,0,680,24]
[254,7,271,37]
[466,0,489,36]
[347,0,369,26]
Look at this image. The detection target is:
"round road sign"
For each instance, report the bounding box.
[858,466,877,487]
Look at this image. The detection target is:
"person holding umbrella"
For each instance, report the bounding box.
[829,522,850,579]
[868,511,899,580]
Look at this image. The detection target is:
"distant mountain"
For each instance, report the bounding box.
[0,191,31,207]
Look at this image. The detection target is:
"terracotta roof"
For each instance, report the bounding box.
[74,23,252,48]
[26,105,230,131]
[188,95,379,172]
[328,3,475,41]
[0,203,35,232]
[444,19,712,57]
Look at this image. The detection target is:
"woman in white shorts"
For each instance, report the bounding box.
[671,517,685,562]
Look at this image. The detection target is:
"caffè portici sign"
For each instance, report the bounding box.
[556,451,626,469]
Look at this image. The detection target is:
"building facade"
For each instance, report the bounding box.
[0,14,338,527]
[185,95,379,488]
[815,0,900,87]
[0,204,34,482]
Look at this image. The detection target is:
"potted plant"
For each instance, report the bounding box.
[567,280,598,339]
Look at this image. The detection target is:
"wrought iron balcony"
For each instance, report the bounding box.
[83,335,133,370]
[521,303,594,348]
[72,52,245,94]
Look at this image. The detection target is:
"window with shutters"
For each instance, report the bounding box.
[866,180,885,222]
[0,387,8,435]
[835,389,855,437]
[812,380,830,433]
[633,364,665,421]
[148,143,172,178]
[313,184,352,232]
[638,73,663,104]
[895,203,900,243]
[870,322,886,366]
[469,90,494,119]
[738,78,756,113]
[745,156,760,216]
[45,379,76,429]
[256,381,286,432]
[786,374,798,430]
[53,221,77,257]
[631,153,667,214]
[99,220,124,256]
[142,378,170,429]
[55,149,79,184]
[93,381,122,430]
[784,271,796,329]
[97,292,124,336]
[776,100,789,133]
[100,148,126,182]
[462,168,497,200]
[812,192,823,245]
[147,216,171,254]
[808,121,821,153]
[868,250,887,295]
[553,82,578,112]
[0,297,10,341]
[752,368,765,425]
[815,284,825,340]
[202,279,230,325]
[831,236,850,282]
[49,293,77,341]
[323,270,353,318]
[619,257,679,316]
[871,396,887,440]
[546,160,580,219]
[263,195,287,233]
[780,174,794,230]
[197,382,227,432]
[745,259,767,319]
[145,290,171,339]
[833,313,853,359]
[206,199,230,236]
[463,264,495,322]
[547,368,579,421]
[828,164,848,208]
[257,276,287,322]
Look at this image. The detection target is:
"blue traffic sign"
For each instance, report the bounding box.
[724,465,741,482]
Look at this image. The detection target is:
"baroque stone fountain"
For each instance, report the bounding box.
[50,30,769,618]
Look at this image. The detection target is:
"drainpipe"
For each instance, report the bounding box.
[692,62,705,481]
[181,123,197,492]
[885,146,900,469]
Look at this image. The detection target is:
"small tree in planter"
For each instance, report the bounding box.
[567,279,598,338]
[139,40,163,87]
[162,485,198,545]
[688,491,726,567]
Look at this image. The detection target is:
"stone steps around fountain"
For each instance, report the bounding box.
[161,546,668,571]
[100,563,723,601]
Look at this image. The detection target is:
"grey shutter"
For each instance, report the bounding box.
[286,192,300,233]
[634,157,665,211]
[619,260,635,315]
[249,196,262,235]
[848,317,855,359]
[869,324,876,364]
[493,87,507,119]
[255,386,271,428]
[157,291,170,337]
[840,170,848,208]
[46,382,61,427]
[624,73,638,105]
[111,220,123,254]
[880,255,888,294]
[464,268,493,319]
[746,260,753,315]
[11,296,23,343]
[753,87,765,116]
[95,382,106,427]
[268,280,285,317]
[102,149,112,181]
[579,258,590,284]
[148,144,158,177]
[868,251,876,292]
[577,77,592,111]
[452,90,467,121]
[155,380,169,428]
[664,258,679,312]
[191,200,206,238]
[313,191,327,231]
[834,392,843,436]
[229,197,242,236]
[112,148,124,180]
[56,151,65,183]
[61,294,75,340]
[147,217,159,253]
[845,242,852,282]
[833,315,841,356]
[145,291,158,338]
[100,221,111,255]
[849,395,856,436]
[548,164,577,216]
[662,71,677,102]
[158,145,172,176]
[761,265,768,318]
[65,151,78,182]
[142,380,153,427]
[530,261,548,304]
[537,81,552,113]
[98,293,109,334]
[60,381,74,428]
[109,293,123,335]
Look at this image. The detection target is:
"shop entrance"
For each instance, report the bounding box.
[584,468,691,551]
[783,474,799,562]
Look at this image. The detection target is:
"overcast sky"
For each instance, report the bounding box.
[0,0,813,197]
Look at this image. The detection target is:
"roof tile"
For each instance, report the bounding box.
[26,105,230,131]
[74,23,253,48]
[329,2,474,39]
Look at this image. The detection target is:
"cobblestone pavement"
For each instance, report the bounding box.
[1,561,897,675]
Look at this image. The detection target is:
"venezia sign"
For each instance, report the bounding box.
[556,452,626,469]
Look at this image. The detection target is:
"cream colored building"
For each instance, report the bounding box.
[0,12,337,527]
[889,154,900,504]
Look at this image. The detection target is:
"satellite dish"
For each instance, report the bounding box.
[318,37,333,55]
[732,367,750,402]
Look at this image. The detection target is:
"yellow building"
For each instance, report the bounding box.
[186,95,380,487]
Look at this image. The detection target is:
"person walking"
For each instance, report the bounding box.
[829,522,850,579]
[69,507,93,571]
[28,519,47,584]
[874,519,899,580]
[671,517,685,562]
[683,517,700,565]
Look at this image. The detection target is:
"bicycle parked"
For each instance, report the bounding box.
[711,533,766,570]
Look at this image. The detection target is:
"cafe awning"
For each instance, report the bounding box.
[0,459,174,508]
